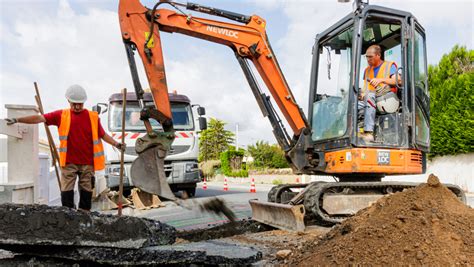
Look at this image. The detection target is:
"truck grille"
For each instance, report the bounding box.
[164,160,172,178]
[168,145,191,155]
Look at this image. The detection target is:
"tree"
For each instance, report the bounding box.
[198,118,235,161]
[429,45,473,157]
[247,141,289,169]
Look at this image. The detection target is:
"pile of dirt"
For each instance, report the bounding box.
[289,174,474,266]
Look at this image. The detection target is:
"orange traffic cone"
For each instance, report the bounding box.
[223,178,229,191]
[250,178,256,193]
[202,177,207,190]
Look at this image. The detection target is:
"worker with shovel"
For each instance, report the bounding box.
[5,85,125,211]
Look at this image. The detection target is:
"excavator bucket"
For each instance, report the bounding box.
[130,188,165,210]
[92,191,118,211]
[130,132,176,201]
[92,190,131,211]
[131,146,176,200]
[249,199,306,232]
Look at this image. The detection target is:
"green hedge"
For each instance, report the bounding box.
[220,149,248,177]
[247,141,289,169]
[429,46,474,157]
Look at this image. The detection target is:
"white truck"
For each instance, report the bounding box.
[94,91,206,197]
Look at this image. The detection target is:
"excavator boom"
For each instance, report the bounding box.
[118,0,312,198]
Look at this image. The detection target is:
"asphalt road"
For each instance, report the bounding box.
[103,182,474,231]
[117,182,273,230]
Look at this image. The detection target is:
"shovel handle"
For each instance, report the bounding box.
[118,88,127,216]
[34,82,62,191]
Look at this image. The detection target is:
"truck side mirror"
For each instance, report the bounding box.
[197,106,206,116]
[92,103,108,114]
[199,117,207,130]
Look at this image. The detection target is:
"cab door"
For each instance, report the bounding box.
[409,19,430,151]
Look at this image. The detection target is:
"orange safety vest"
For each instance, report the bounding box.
[58,109,105,171]
[363,61,397,93]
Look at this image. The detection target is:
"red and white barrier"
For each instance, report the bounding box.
[223,178,229,191]
[202,177,207,190]
[250,178,256,193]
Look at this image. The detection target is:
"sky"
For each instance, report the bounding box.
[0,0,472,147]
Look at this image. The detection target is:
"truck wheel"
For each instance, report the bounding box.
[185,187,196,197]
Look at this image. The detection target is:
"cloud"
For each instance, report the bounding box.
[0,0,131,116]
[164,43,275,146]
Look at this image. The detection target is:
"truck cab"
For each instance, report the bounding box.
[101,91,205,197]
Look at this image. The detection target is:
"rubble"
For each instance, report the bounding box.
[0,203,176,249]
[0,204,262,265]
[275,249,292,260]
[2,239,262,265]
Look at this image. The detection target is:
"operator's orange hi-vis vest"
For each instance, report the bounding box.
[58,109,105,171]
[363,61,397,93]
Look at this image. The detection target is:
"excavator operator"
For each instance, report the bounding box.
[358,44,400,142]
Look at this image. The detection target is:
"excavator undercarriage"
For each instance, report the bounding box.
[250,181,466,231]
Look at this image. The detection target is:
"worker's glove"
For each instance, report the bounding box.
[115,142,126,152]
[5,118,18,125]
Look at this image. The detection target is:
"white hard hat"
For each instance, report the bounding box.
[376,92,399,113]
[65,84,87,103]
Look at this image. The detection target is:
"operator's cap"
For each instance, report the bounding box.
[65,84,87,103]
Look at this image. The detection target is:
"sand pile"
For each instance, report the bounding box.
[291,174,473,266]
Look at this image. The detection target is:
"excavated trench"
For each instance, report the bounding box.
[176,219,274,243]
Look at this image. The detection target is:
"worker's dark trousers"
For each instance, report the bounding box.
[79,190,93,210]
[61,190,75,209]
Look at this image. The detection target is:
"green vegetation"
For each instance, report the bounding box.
[199,160,220,178]
[220,147,248,177]
[429,46,473,157]
[198,118,234,161]
[247,141,289,169]
[272,178,283,185]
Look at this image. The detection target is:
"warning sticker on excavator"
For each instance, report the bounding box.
[145,32,154,48]
[377,150,390,165]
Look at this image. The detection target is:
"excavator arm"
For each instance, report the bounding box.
[119,0,315,198]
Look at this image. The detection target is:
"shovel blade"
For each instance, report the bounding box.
[130,146,176,200]
[249,199,306,232]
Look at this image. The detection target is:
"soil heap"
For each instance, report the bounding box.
[290,174,474,266]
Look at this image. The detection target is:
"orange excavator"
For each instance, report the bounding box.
[118,0,465,230]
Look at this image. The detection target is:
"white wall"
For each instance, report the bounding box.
[308,153,474,193]
[384,153,474,193]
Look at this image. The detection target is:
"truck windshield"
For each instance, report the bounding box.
[108,102,194,131]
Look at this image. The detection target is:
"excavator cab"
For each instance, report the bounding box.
[308,2,430,178]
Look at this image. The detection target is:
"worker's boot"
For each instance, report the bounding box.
[360,131,374,142]
[61,190,75,209]
[78,190,93,211]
